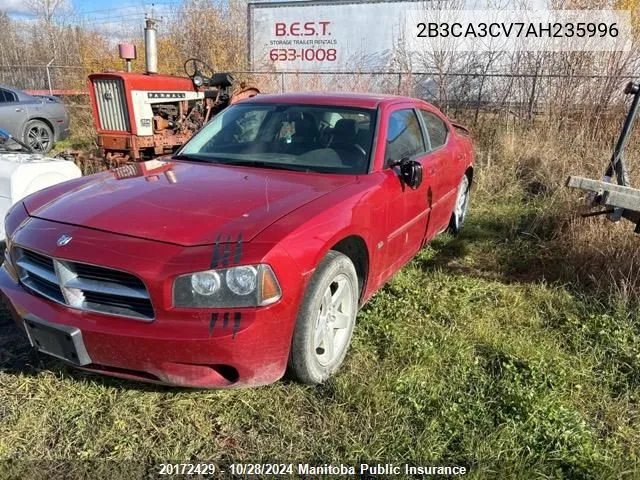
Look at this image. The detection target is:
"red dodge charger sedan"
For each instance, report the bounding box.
[0,93,473,388]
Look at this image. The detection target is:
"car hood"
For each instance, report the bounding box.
[26,159,356,246]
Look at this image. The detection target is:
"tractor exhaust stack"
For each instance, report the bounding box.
[144,17,158,75]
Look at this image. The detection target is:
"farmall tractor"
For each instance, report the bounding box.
[87,16,259,164]
[88,58,259,164]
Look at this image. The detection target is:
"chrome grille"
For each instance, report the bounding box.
[15,247,154,321]
[93,78,130,131]
[17,249,64,303]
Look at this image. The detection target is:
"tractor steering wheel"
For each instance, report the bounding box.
[183,58,215,87]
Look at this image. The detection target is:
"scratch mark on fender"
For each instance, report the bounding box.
[234,233,243,265]
[210,234,222,268]
[221,235,232,267]
[209,313,218,336]
[233,312,241,339]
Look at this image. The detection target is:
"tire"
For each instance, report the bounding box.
[288,250,359,385]
[447,174,471,235]
[23,120,53,154]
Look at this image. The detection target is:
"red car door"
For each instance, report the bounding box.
[377,106,432,280]
[418,109,458,239]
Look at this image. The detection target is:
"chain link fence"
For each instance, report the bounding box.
[241,70,636,121]
[0,65,86,92]
[2,64,636,121]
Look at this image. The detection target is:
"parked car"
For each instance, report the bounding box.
[0,93,473,388]
[0,85,70,154]
[0,128,81,242]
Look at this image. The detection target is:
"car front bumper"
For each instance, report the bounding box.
[0,218,305,388]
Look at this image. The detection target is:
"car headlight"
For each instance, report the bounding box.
[173,264,281,308]
[191,270,221,296]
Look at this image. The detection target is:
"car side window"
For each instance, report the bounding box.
[420,110,448,150]
[0,89,17,103]
[385,109,425,164]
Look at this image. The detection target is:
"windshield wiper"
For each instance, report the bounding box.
[220,159,311,172]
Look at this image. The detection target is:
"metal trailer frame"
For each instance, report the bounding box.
[566,80,640,232]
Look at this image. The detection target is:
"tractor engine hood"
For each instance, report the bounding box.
[24,160,355,246]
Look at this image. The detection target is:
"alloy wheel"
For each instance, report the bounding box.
[454,175,470,225]
[27,125,51,153]
[313,273,354,366]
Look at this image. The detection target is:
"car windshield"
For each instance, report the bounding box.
[178,103,376,174]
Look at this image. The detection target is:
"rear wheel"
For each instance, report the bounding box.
[447,174,471,234]
[288,251,358,385]
[23,120,53,154]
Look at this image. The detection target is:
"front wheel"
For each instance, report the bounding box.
[288,251,359,385]
[447,174,471,234]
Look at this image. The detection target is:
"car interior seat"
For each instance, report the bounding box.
[331,119,358,146]
[356,126,371,152]
[330,119,367,171]
[280,113,318,155]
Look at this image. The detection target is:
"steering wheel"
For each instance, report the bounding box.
[183,58,215,86]
[354,144,367,157]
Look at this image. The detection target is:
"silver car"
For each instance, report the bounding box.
[0,85,70,154]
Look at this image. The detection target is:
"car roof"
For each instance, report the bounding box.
[241,92,425,109]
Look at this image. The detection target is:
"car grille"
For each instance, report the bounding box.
[93,78,130,131]
[15,247,154,320]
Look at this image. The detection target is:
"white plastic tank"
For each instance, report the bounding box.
[0,153,81,240]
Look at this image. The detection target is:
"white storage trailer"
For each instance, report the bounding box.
[0,148,81,241]
[247,0,547,72]
[248,0,427,72]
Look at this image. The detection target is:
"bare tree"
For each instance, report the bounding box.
[25,0,71,25]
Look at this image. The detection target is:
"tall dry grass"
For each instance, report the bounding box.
[470,109,640,303]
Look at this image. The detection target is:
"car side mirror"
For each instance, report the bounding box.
[391,158,423,190]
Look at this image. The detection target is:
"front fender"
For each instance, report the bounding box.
[257,176,383,293]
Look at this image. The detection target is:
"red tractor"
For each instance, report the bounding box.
[88,59,259,163]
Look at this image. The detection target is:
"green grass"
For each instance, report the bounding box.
[1,194,639,479]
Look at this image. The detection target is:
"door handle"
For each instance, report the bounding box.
[15,108,23,112]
